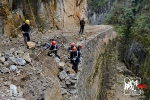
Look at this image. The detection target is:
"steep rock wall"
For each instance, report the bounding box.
[0,0,87,36]
[87,0,115,24]
[78,27,117,100]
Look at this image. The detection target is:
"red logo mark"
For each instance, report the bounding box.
[137,84,146,89]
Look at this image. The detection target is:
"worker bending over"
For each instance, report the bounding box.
[44,41,60,59]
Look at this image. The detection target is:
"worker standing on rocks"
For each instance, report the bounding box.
[20,20,31,44]
[68,42,76,59]
[43,40,60,59]
[79,18,85,34]
[77,44,82,64]
[70,46,81,73]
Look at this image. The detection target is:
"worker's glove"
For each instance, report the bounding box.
[43,47,47,50]
[72,57,76,61]
[69,50,73,52]
[22,31,25,34]
[29,32,31,35]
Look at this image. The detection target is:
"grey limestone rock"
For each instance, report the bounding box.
[1,67,9,73]
[0,57,5,63]
[18,52,31,63]
[61,88,67,95]
[10,65,17,71]
[59,71,68,80]
[69,89,77,95]
[65,80,71,87]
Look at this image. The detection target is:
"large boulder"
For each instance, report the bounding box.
[10,84,18,96]
[59,71,68,80]
[10,65,17,71]
[124,42,146,75]
[18,52,31,63]
[27,42,36,49]
[8,57,26,66]
[8,57,18,65]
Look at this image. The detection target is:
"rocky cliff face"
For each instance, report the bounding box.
[0,0,116,36]
[78,27,117,100]
[87,0,115,24]
[0,0,87,36]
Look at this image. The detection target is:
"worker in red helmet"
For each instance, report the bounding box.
[68,42,76,59]
[70,46,81,73]
[43,40,60,59]
[77,44,82,51]
[68,42,75,52]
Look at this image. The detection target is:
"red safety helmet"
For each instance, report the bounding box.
[71,42,75,47]
[52,41,57,46]
[72,47,77,52]
[78,44,82,48]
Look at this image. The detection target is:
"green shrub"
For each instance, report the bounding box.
[88,0,109,13]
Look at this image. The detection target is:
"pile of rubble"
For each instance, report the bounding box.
[0,29,86,100]
[0,49,31,100]
[0,48,57,100]
[55,56,82,100]
[0,46,83,100]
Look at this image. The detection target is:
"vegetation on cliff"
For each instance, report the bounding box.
[87,0,109,13]
[104,0,150,98]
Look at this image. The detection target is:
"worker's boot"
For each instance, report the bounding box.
[24,38,27,44]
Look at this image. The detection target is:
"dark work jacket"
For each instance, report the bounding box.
[21,23,30,32]
[80,20,85,27]
[68,46,75,51]
[77,46,81,51]
[70,51,81,64]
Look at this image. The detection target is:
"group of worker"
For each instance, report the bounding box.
[20,19,85,73]
[43,41,82,73]
[68,42,82,73]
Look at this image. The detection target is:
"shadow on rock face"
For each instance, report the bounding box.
[123,41,146,75]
